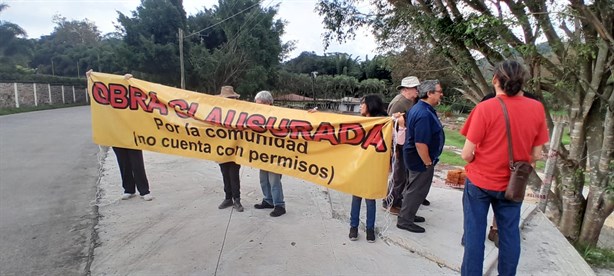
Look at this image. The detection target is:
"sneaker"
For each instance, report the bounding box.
[397,223,425,233]
[141,194,153,201]
[349,227,358,241]
[422,199,431,206]
[254,200,274,209]
[121,193,136,200]
[218,199,233,209]
[366,229,375,243]
[414,215,425,223]
[270,206,286,217]
[233,199,244,212]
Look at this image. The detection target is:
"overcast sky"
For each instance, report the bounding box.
[2,0,379,60]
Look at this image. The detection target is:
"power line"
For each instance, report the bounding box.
[184,0,263,39]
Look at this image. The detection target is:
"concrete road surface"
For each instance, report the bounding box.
[0,106,100,275]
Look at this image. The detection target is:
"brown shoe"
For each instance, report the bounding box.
[388,206,400,215]
[488,226,499,248]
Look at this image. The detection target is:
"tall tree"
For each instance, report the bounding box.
[185,0,289,95]
[30,16,103,77]
[0,3,33,73]
[318,0,614,247]
[117,0,187,85]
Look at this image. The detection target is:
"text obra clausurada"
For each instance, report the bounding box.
[92,82,389,153]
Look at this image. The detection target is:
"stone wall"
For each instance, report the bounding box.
[0,82,89,109]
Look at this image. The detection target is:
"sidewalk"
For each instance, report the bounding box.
[90,149,594,275]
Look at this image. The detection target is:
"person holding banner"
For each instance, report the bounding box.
[114,147,153,201]
[397,80,445,233]
[101,73,153,202]
[348,94,389,243]
[216,86,244,212]
[253,91,287,217]
[384,76,420,215]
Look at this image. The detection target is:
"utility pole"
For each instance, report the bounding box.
[311,71,318,108]
[179,28,185,89]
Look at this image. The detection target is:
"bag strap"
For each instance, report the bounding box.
[496,97,515,170]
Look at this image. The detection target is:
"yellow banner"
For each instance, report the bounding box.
[88,72,393,199]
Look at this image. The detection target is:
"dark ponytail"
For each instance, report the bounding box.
[494,60,527,96]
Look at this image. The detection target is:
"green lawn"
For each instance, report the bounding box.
[441,128,559,170]
[444,129,465,148]
[439,151,466,167]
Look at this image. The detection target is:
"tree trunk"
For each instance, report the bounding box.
[579,185,614,246]
[559,189,585,240]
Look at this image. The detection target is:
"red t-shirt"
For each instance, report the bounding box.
[460,95,549,191]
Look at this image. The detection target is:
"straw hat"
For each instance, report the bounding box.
[396,76,420,90]
[218,86,240,98]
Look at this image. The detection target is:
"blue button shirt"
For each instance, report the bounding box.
[403,100,445,172]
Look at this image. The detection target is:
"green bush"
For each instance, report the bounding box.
[0,72,86,86]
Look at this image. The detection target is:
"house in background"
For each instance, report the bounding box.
[274,93,362,114]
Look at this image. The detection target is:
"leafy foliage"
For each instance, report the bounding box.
[318,0,614,247]
[0,3,33,73]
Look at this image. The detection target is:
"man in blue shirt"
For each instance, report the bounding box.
[397,80,445,233]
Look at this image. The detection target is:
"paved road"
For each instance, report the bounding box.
[0,106,99,275]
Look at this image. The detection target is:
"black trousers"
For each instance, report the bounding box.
[113,147,150,196]
[390,144,408,207]
[219,162,241,200]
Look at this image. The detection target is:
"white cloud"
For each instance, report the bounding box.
[2,0,377,59]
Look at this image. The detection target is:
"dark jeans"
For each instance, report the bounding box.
[462,178,522,276]
[113,147,150,196]
[219,162,241,200]
[350,196,376,230]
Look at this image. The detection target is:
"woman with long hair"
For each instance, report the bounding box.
[459,60,549,275]
[348,94,388,243]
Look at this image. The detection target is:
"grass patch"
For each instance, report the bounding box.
[577,244,614,268]
[561,131,571,145]
[444,129,465,148]
[0,103,86,116]
[439,150,466,167]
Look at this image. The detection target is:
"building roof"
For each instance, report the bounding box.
[274,93,314,101]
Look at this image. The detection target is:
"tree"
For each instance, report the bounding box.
[185,0,289,95]
[360,55,392,81]
[0,3,33,73]
[318,0,614,247]
[358,78,387,96]
[30,16,104,77]
[116,0,187,85]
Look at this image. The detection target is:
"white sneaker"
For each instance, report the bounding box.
[121,193,136,200]
[141,194,154,201]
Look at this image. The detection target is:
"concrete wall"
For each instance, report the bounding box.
[0,82,89,109]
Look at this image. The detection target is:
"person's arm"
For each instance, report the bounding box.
[461,139,476,163]
[531,145,544,167]
[392,112,405,126]
[415,143,432,167]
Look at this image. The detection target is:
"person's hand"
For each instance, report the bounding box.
[307,107,318,113]
[85,69,93,78]
[393,112,405,126]
[124,74,133,80]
